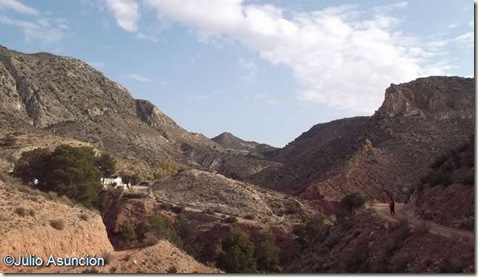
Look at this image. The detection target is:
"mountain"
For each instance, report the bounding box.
[248,76,474,203]
[0,45,228,176]
[212,132,278,156]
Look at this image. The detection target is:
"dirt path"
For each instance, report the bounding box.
[372,203,474,246]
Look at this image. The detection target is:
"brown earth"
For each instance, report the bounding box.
[0,178,219,273]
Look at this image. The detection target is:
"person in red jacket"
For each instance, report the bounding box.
[389,198,396,215]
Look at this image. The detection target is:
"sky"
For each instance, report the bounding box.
[0,0,474,147]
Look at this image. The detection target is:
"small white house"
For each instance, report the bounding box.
[101,177,130,191]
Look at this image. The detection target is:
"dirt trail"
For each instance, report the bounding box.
[372,203,474,246]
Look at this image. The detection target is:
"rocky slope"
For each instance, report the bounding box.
[287,208,474,273]
[407,135,474,230]
[0,45,224,175]
[249,77,474,202]
[0,176,219,273]
[0,178,113,273]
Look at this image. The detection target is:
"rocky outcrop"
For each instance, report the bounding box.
[250,76,475,202]
[377,76,474,120]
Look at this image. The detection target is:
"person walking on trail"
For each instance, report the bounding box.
[389,198,396,216]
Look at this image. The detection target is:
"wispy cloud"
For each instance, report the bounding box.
[0,0,38,15]
[102,0,140,32]
[128,0,451,113]
[0,15,65,44]
[127,73,152,83]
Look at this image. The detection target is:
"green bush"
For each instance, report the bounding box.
[294,214,326,250]
[218,228,256,273]
[13,145,109,208]
[136,214,181,247]
[255,232,280,272]
[176,216,200,257]
[119,221,137,245]
[96,153,116,177]
[153,156,178,179]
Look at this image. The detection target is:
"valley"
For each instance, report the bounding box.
[0,45,474,273]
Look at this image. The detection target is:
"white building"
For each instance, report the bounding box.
[101,177,130,191]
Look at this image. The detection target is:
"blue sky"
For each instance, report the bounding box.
[0,0,473,147]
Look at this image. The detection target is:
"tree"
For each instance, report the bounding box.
[153,156,178,179]
[96,153,116,177]
[294,214,326,250]
[176,215,200,257]
[218,228,256,273]
[255,232,280,272]
[13,148,51,184]
[13,145,104,208]
[119,221,137,246]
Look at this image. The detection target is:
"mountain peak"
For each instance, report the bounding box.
[377,76,474,119]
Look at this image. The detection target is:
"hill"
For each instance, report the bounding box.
[248,76,474,202]
[212,132,277,156]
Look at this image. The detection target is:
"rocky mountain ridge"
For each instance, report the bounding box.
[248,76,474,202]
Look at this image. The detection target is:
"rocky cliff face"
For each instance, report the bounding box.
[249,76,475,202]
[378,76,474,120]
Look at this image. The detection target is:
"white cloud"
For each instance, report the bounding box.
[102,0,140,32]
[452,32,473,48]
[0,0,38,15]
[469,20,474,27]
[108,1,453,113]
[127,73,152,82]
[0,15,65,44]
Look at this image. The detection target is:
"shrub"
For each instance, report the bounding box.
[439,259,463,273]
[79,214,88,221]
[167,266,177,273]
[244,214,255,220]
[176,216,200,257]
[172,204,185,214]
[50,219,65,230]
[153,156,178,179]
[224,216,238,224]
[340,240,370,272]
[294,214,326,250]
[136,214,181,247]
[1,133,17,147]
[255,232,280,272]
[218,228,256,273]
[14,207,27,216]
[119,221,137,244]
[340,193,366,212]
